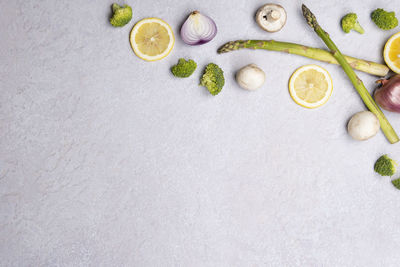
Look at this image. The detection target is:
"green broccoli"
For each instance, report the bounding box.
[371,8,398,30]
[110,3,132,27]
[374,154,397,176]
[171,58,197,78]
[341,13,364,34]
[392,177,400,190]
[200,63,225,96]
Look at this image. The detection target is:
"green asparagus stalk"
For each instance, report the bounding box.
[301,4,399,144]
[218,40,389,77]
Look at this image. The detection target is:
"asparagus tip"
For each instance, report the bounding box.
[217,41,245,54]
[301,4,318,29]
[217,42,230,54]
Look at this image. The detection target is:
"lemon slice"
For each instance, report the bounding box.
[384,32,400,74]
[130,18,174,61]
[289,64,333,109]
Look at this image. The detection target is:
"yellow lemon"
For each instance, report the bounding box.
[384,31,400,74]
[289,64,333,109]
[130,18,174,61]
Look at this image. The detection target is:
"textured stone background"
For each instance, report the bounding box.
[1,0,400,266]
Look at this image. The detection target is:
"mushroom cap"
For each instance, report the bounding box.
[256,4,287,32]
[347,111,380,141]
[236,64,266,90]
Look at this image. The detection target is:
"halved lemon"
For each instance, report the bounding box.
[384,32,400,74]
[130,18,174,61]
[289,64,333,109]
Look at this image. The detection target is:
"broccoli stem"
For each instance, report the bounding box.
[302,4,399,144]
[353,23,365,34]
[218,40,388,76]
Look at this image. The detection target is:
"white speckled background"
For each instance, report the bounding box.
[1,0,400,266]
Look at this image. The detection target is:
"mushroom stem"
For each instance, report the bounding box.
[268,10,281,21]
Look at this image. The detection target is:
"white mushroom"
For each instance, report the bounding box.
[256,4,287,32]
[236,64,266,90]
[347,111,380,141]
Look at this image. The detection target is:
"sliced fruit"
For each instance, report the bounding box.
[130,18,174,61]
[384,31,400,74]
[289,64,333,109]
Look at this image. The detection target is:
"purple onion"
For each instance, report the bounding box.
[374,75,400,113]
[180,11,217,45]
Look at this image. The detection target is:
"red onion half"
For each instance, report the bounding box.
[374,75,400,113]
[180,11,217,45]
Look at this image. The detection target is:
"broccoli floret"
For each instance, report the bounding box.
[371,8,398,30]
[374,155,397,176]
[341,13,364,34]
[200,63,225,95]
[392,177,400,190]
[110,3,132,27]
[171,58,197,78]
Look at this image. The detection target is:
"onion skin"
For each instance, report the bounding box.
[374,75,400,113]
[180,11,217,45]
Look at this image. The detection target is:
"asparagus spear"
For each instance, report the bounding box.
[301,4,399,144]
[218,40,389,77]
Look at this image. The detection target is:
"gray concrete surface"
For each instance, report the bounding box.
[1,0,400,266]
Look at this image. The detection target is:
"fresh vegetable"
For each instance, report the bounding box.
[180,11,217,45]
[110,3,132,27]
[235,64,265,90]
[288,64,333,109]
[383,32,400,74]
[374,155,397,176]
[374,75,400,113]
[371,8,398,30]
[347,111,380,141]
[341,13,364,34]
[171,58,197,78]
[392,177,400,190]
[255,4,287,32]
[200,63,225,95]
[130,18,174,61]
[301,4,399,144]
[217,40,389,77]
